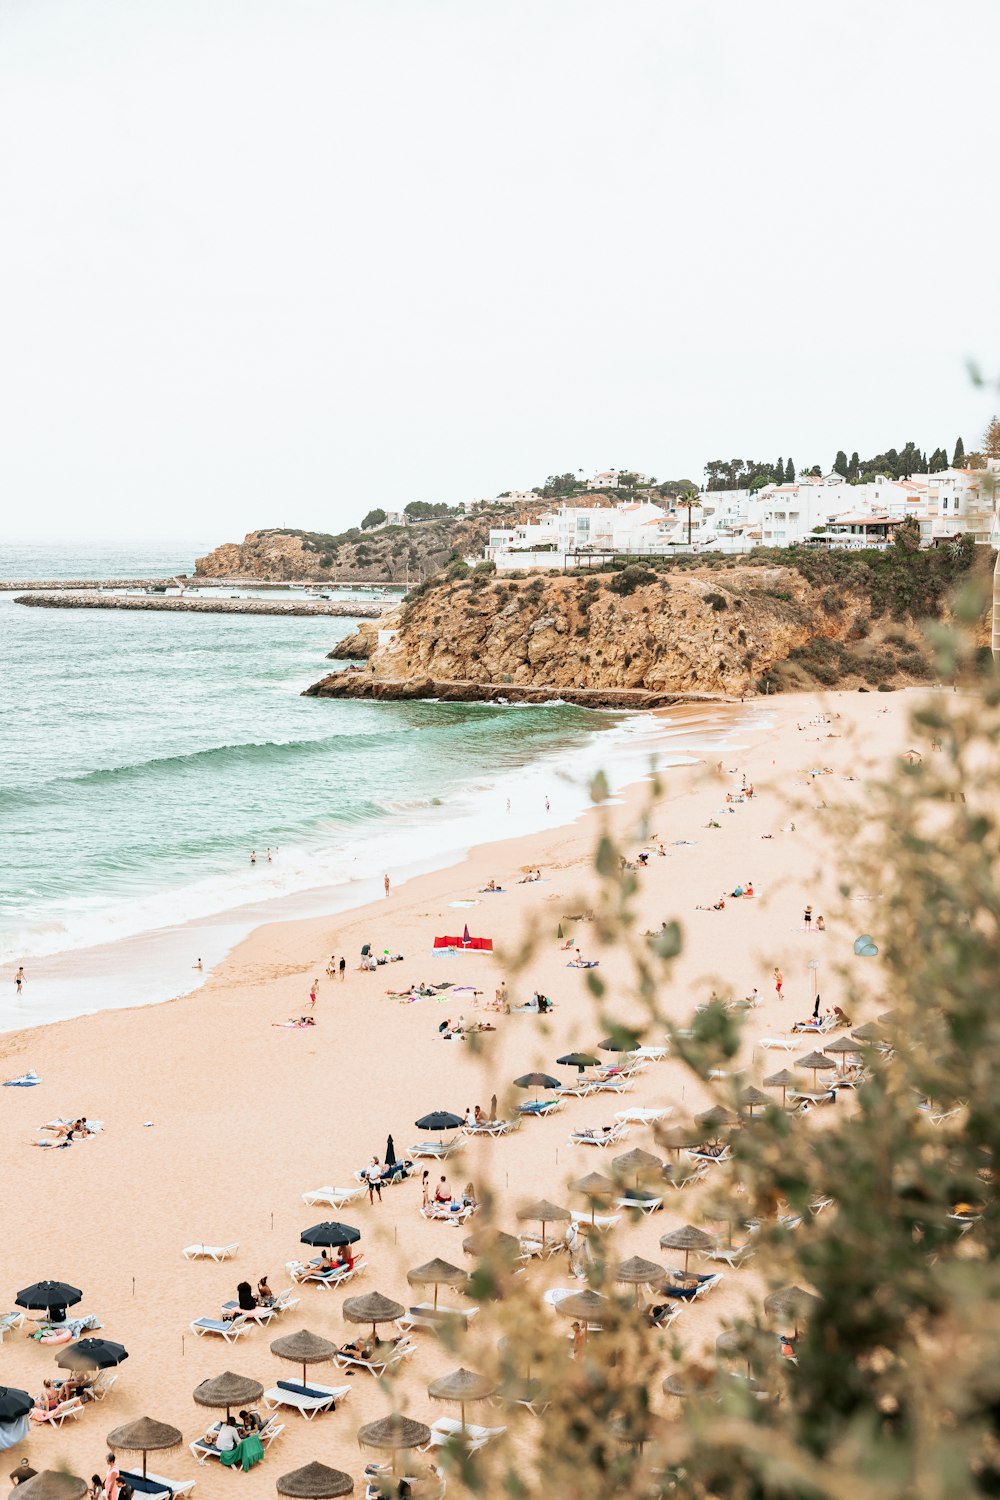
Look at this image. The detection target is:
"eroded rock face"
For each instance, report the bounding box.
[195,532,319,580]
[357,567,844,697]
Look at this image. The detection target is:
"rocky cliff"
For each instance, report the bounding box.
[308,547,991,699]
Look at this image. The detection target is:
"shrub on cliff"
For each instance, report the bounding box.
[609,565,657,596]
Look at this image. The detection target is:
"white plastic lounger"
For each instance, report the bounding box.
[263,1381,351,1419]
[586,1077,634,1095]
[757,1037,797,1052]
[615,1107,670,1124]
[189,1316,250,1342]
[616,1194,663,1216]
[462,1119,517,1136]
[396,1303,479,1333]
[301,1185,366,1209]
[335,1338,415,1375]
[569,1123,627,1148]
[30,1397,84,1427]
[407,1137,463,1159]
[121,1472,196,1500]
[190,1417,283,1464]
[420,1416,506,1453]
[182,1242,238,1261]
[571,1209,620,1232]
[0,1311,25,1341]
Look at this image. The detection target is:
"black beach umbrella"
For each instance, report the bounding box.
[414,1110,464,1134]
[57,1339,128,1371]
[16,1281,82,1317]
[384,1135,396,1168]
[300,1222,361,1249]
[557,1052,600,1074]
[0,1387,33,1421]
[599,1037,635,1054]
[513,1072,561,1104]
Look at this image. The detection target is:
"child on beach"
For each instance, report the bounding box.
[774,967,784,998]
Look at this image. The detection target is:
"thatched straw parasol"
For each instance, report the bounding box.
[659,1224,713,1277]
[824,1035,859,1072]
[794,1051,836,1080]
[406,1259,467,1310]
[342,1292,405,1335]
[764,1285,820,1335]
[762,1068,797,1106]
[569,1171,615,1225]
[426,1367,495,1427]
[851,1022,882,1044]
[276,1462,354,1497]
[740,1085,772,1116]
[553,1289,609,1325]
[192,1372,263,1421]
[662,1372,690,1398]
[12,1475,87,1500]
[106,1417,182,1480]
[614,1256,664,1303]
[611,1148,663,1188]
[270,1329,338,1390]
[516,1199,571,1249]
[653,1123,702,1158]
[694,1106,739,1142]
[462,1228,520,1260]
[357,1414,432,1475]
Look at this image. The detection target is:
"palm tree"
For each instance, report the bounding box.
[676,496,700,547]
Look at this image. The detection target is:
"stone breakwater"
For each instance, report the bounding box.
[0,577,404,592]
[303,669,724,709]
[14,593,387,619]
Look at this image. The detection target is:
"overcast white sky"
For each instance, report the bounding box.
[1,0,998,544]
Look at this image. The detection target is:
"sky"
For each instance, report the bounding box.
[1,0,999,544]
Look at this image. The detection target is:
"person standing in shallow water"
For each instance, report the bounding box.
[384,873,390,897]
[339,957,346,981]
[15,966,24,994]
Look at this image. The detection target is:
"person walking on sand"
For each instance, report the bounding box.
[309,979,318,1008]
[250,850,256,865]
[774,966,784,999]
[339,957,346,981]
[384,873,390,897]
[421,1170,430,1207]
[15,966,24,995]
[804,905,812,932]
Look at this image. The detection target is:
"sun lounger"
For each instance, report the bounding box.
[757,1037,798,1052]
[0,1311,24,1341]
[615,1106,671,1123]
[586,1077,634,1095]
[89,1371,119,1401]
[630,1045,668,1061]
[218,1302,277,1326]
[421,1200,476,1224]
[31,1397,85,1426]
[407,1137,463,1159]
[287,1256,365,1288]
[569,1123,627,1148]
[301,1185,366,1208]
[182,1242,238,1261]
[190,1417,283,1465]
[121,1472,195,1499]
[518,1234,566,1259]
[420,1416,506,1453]
[364,1463,445,1500]
[263,1380,351,1419]
[686,1145,732,1165]
[664,1270,723,1300]
[189,1316,250,1342]
[571,1209,621,1232]
[515,1098,563,1116]
[645,1302,683,1329]
[396,1303,479,1333]
[616,1194,663,1216]
[706,1241,755,1268]
[462,1118,518,1136]
[788,1089,836,1110]
[335,1337,415,1375]
[554,1081,594,1098]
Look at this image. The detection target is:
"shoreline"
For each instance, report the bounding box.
[3,700,746,1037]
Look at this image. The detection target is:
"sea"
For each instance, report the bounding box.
[0,540,739,1035]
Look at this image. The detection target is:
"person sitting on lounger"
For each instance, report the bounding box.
[474,1104,483,1125]
[225,1281,257,1319]
[434,1175,451,1203]
[257,1277,275,1306]
[238,1408,263,1434]
[35,1380,60,1413]
[339,1335,374,1361]
[462,1181,477,1208]
[206,1420,241,1451]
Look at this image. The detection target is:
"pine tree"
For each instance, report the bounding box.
[952,436,966,468]
[834,450,849,479]
[848,451,860,481]
[774,457,784,484]
[785,457,795,483]
[983,416,1000,459]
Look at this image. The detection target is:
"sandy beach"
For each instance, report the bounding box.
[0,687,914,1495]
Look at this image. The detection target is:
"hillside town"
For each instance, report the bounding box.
[483,462,1000,570]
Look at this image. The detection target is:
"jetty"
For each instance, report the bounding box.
[14,593,388,619]
[303,670,725,709]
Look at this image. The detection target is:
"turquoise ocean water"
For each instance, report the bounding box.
[0,541,697,1032]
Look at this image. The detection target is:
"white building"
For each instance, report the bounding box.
[584,469,652,490]
[486,500,668,569]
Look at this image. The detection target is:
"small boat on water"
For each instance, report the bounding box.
[144,585,168,594]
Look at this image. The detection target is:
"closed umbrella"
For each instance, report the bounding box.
[276,1462,353,1498]
[300,1222,361,1249]
[106,1417,182,1480]
[384,1135,396,1169]
[516,1199,570,1249]
[762,1069,797,1107]
[192,1372,264,1422]
[270,1329,338,1391]
[342,1292,405,1337]
[58,1339,128,1371]
[15,1282,82,1320]
[427,1367,495,1429]
[406,1259,466,1311]
[659,1224,713,1277]
[462,924,471,946]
